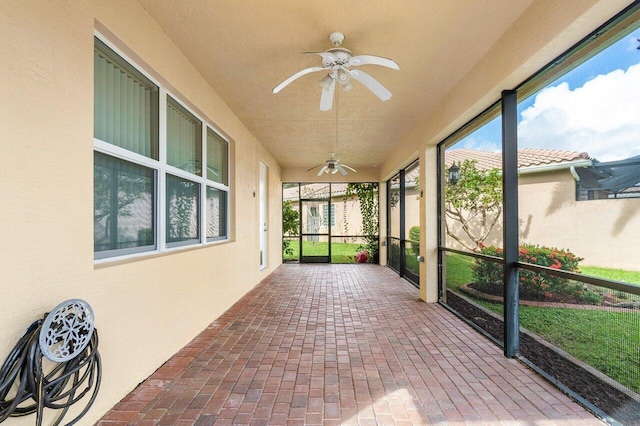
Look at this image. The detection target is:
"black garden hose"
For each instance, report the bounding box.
[0,315,101,425]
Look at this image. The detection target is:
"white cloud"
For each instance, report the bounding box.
[518,63,640,161]
[457,136,500,153]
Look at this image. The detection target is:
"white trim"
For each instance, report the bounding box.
[94,31,162,88]
[93,139,160,169]
[200,124,207,244]
[158,87,168,251]
[518,159,592,175]
[569,166,581,182]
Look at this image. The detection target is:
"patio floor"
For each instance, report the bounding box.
[96,264,604,425]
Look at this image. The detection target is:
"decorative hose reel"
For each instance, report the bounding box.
[39,300,95,363]
[0,299,101,425]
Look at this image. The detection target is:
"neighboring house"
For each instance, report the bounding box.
[443,148,640,270]
[283,184,375,242]
[283,182,421,247]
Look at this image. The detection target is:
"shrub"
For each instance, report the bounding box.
[355,249,369,263]
[282,200,299,256]
[409,226,420,255]
[389,241,401,267]
[472,243,600,304]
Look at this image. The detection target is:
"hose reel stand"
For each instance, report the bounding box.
[0,299,101,425]
[39,300,95,363]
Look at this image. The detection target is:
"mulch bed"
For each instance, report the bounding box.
[445,290,640,425]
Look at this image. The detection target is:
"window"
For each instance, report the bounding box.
[94,35,230,260]
[167,97,202,175]
[94,39,159,159]
[93,152,155,255]
[206,187,227,241]
[166,175,200,246]
[207,129,228,185]
[322,204,335,226]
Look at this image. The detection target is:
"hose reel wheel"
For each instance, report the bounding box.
[38,299,95,362]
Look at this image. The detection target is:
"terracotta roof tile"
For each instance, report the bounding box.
[445,148,590,170]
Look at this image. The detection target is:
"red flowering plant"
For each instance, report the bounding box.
[355,250,369,263]
[472,243,600,304]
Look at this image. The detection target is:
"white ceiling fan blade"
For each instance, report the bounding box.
[336,165,347,176]
[348,55,400,70]
[320,76,336,111]
[341,164,357,173]
[348,69,392,101]
[273,66,326,93]
[317,166,328,176]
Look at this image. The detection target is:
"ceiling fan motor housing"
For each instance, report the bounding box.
[329,31,345,46]
[323,48,351,68]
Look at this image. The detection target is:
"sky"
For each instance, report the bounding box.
[453,27,640,162]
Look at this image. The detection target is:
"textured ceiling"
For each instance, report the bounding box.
[137,0,536,170]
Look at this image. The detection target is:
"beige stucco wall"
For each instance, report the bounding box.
[0,1,283,424]
[519,170,640,271]
[442,169,640,271]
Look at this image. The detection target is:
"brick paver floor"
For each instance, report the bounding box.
[97,264,604,425]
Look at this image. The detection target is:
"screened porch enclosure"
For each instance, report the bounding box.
[282,183,379,264]
[436,7,640,424]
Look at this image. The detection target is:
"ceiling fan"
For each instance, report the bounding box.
[307,152,357,176]
[273,31,400,111]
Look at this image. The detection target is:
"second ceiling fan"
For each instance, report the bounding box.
[273,32,400,111]
[307,152,356,176]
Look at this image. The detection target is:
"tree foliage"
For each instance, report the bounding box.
[444,160,502,251]
[409,226,420,255]
[345,183,379,262]
[282,200,299,255]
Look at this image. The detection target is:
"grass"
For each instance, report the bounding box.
[444,252,475,291]
[283,240,363,264]
[519,306,640,393]
[444,251,640,394]
[580,265,640,285]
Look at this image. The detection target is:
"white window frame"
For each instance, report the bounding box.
[322,204,335,227]
[94,32,230,263]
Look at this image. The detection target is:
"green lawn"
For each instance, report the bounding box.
[445,251,640,289]
[581,265,640,285]
[444,252,640,394]
[520,306,640,393]
[283,240,363,263]
[444,252,475,291]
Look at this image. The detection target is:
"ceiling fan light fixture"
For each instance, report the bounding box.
[342,81,354,92]
[336,69,350,84]
[319,74,334,90]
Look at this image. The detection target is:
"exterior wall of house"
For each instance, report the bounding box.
[388,187,421,240]
[283,187,380,238]
[519,170,640,271]
[0,1,283,424]
[442,168,640,271]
